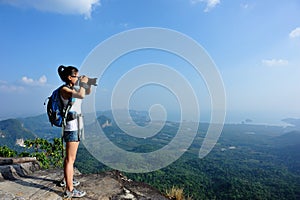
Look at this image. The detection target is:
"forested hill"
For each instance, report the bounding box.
[0,118,35,149]
[74,115,300,199]
[1,113,300,199]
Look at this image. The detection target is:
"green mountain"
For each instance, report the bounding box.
[77,115,300,200]
[19,114,61,140]
[0,118,36,150]
[1,113,300,199]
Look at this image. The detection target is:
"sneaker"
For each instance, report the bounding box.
[64,188,86,198]
[60,179,80,187]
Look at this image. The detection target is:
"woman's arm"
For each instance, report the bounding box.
[61,86,86,100]
[61,76,89,100]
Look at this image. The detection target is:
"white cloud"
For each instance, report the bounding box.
[262,59,289,67]
[0,0,100,19]
[38,75,47,85]
[289,27,300,39]
[0,75,47,93]
[191,0,220,12]
[21,75,47,86]
[21,76,34,84]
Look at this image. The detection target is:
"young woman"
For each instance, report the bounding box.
[57,65,92,198]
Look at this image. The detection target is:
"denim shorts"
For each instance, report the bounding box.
[63,129,83,142]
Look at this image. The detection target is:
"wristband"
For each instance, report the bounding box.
[79,82,90,90]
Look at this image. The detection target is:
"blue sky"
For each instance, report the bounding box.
[0,0,299,124]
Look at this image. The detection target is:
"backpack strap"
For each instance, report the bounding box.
[60,84,75,127]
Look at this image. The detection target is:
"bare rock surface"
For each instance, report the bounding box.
[0,159,168,200]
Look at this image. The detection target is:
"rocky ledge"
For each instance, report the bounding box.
[0,157,168,200]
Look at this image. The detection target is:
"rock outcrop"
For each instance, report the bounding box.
[0,157,169,200]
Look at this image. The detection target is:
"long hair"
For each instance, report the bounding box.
[57,65,78,83]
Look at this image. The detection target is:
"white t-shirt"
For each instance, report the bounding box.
[61,86,83,131]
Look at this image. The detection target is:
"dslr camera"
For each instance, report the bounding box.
[86,76,98,86]
[77,76,98,86]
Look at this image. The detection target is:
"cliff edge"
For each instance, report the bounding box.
[0,157,168,200]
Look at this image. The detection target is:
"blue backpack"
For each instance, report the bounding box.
[46,85,72,127]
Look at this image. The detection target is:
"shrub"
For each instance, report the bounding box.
[0,146,17,157]
[165,186,192,200]
[23,138,64,169]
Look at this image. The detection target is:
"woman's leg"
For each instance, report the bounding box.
[64,141,79,192]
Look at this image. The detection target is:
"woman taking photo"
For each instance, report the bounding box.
[57,65,92,198]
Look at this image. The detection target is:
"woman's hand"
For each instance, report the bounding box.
[80,75,89,83]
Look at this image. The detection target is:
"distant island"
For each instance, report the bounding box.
[282,118,300,128]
